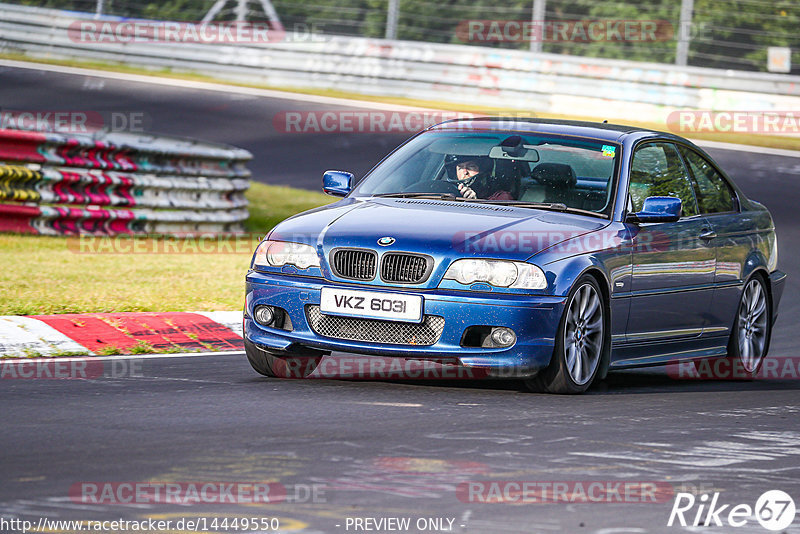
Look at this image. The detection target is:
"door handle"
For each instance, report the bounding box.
[699,229,717,241]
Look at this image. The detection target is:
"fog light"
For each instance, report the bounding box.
[490,327,516,347]
[254,305,275,326]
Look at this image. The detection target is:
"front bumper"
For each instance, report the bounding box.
[245,271,566,375]
[770,270,787,323]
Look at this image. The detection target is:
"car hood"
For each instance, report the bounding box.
[270,198,609,272]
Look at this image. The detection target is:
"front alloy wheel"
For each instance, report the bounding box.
[527,276,607,394]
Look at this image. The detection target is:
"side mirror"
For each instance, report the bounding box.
[627,196,682,223]
[322,170,354,197]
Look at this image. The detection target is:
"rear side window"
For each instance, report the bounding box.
[679,147,736,214]
[629,142,698,218]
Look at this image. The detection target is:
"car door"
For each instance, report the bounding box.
[625,141,715,342]
[677,145,744,338]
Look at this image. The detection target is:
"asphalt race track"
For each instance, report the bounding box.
[2,63,800,533]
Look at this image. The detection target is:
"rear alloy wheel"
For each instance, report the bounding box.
[728,276,771,378]
[526,276,607,394]
[244,338,323,379]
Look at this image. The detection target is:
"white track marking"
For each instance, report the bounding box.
[351,401,424,407]
[1,350,243,363]
[571,431,800,468]
[0,316,91,356]
[194,310,244,337]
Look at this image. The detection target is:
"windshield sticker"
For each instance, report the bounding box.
[601,145,616,157]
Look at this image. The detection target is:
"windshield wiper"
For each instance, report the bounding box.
[462,200,569,211]
[459,200,604,217]
[370,195,602,217]
[371,192,459,200]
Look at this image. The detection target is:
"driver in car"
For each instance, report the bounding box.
[451,157,514,201]
[454,159,481,199]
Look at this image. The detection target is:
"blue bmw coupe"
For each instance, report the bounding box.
[244,119,785,393]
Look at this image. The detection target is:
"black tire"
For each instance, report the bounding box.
[525,275,609,394]
[244,337,278,377]
[726,275,771,379]
[244,338,323,379]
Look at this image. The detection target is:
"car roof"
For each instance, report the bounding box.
[431,117,686,144]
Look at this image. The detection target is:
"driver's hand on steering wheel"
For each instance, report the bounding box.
[458,183,477,199]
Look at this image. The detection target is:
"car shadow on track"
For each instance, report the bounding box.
[245,352,800,395]
[591,368,800,395]
[253,369,800,396]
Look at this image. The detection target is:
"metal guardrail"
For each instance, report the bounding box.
[1,3,799,123]
[0,128,251,236]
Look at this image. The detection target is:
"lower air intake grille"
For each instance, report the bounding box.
[306,306,445,346]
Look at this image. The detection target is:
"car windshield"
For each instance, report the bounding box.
[353,130,620,216]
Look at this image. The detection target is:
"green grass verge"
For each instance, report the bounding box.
[0,182,334,315]
[3,52,799,151]
[0,349,91,359]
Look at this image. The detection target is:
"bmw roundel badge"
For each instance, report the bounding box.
[377,236,396,246]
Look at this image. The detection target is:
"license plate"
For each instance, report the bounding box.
[319,287,423,323]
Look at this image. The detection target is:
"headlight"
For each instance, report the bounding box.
[442,259,547,289]
[253,240,319,269]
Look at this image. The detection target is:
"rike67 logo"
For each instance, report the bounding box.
[668,490,796,531]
